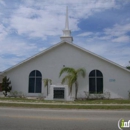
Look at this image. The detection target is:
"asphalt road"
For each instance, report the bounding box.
[0,107,130,130]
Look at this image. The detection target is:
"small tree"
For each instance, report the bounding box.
[43,79,52,96]
[59,67,86,100]
[1,76,12,96]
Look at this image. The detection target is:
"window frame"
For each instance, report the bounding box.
[89,70,103,94]
[28,70,42,93]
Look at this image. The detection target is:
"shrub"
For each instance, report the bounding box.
[9,91,25,98]
[1,76,12,96]
[37,93,44,100]
[84,91,110,99]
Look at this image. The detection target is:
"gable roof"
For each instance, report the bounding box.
[2,40,130,74]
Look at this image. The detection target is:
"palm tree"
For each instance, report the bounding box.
[59,67,86,100]
[43,79,52,96]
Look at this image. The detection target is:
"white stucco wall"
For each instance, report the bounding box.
[4,42,130,99]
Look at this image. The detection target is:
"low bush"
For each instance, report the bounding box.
[9,91,26,98]
[84,91,110,99]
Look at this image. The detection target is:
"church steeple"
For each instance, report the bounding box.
[65,6,69,30]
[60,7,73,43]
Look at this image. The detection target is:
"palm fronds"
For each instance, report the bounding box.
[59,67,86,99]
[43,79,48,87]
[77,68,86,78]
[59,67,76,77]
[61,75,72,84]
[43,79,52,87]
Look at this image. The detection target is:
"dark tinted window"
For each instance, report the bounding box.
[36,78,42,93]
[89,70,95,77]
[29,70,42,93]
[96,70,103,77]
[36,71,42,77]
[89,78,96,94]
[89,70,103,94]
[29,70,35,77]
[97,78,103,93]
[29,78,35,93]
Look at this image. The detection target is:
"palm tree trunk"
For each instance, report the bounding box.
[75,81,78,100]
[47,85,48,96]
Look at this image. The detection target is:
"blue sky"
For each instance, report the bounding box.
[0,0,130,71]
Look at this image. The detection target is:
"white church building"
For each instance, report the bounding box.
[0,8,130,100]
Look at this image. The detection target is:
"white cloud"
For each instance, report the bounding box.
[0,24,8,40]
[9,0,119,39]
[38,47,46,51]
[0,56,24,71]
[77,32,94,36]
[9,6,78,39]
[0,0,6,6]
[0,39,38,57]
[104,23,130,37]
[0,38,40,71]
[112,35,130,43]
[78,22,130,43]
[104,23,130,43]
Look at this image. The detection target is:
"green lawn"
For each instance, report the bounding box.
[0,102,130,109]
[0,97,130,104]
[75,99,130,104]
[0,97,130,109]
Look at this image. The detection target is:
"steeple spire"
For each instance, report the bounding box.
[60,7,73,43]
[65,6,69,30]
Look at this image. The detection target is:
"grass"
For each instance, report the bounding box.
[0,102,130,109]
[75,99,130,104]
[0,97,42,102]
[0,97,130,109]
[0,97,130,104]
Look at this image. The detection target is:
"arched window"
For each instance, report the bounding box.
[89,70,103,94]
[29,70,42,93]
